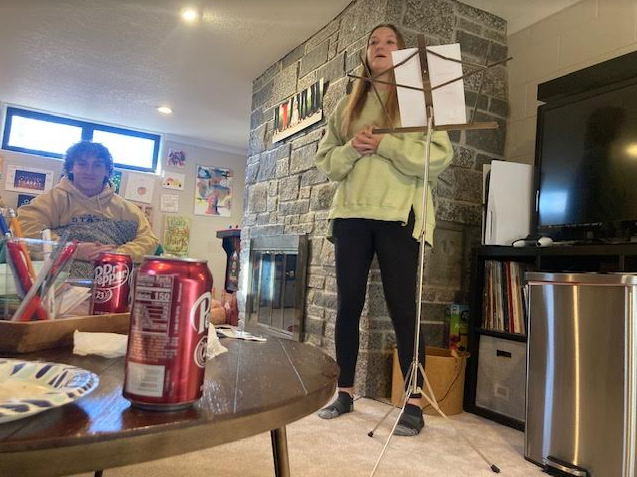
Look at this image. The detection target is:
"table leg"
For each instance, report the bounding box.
[94,471,103,477]
[270,426,290,477]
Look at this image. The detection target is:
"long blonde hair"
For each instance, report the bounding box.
[341,24,406,136]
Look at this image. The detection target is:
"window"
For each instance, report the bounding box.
[2,106,161,173]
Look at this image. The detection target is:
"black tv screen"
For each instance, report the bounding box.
[536,80,637,242]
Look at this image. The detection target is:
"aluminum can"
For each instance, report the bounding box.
[90,252,133,315]
[123,256,213,410]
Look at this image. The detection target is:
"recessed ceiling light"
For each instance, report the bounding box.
[157,106,173,115]
[180,7,199,22]
[627,143,637,158]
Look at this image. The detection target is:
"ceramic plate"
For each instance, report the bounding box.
[0,359,99,424]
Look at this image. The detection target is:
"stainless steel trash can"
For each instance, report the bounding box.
[526,272,636,477]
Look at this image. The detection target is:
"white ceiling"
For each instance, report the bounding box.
[461,0,582,35]
[0,1,581,153]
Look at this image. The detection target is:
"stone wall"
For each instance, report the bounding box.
[241,0,508,397]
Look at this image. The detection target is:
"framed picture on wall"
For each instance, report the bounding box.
[16,194,36,208]
[5,165,54,195]
[273,78,324,143]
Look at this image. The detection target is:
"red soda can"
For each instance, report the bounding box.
[123,256,213,410]
[91,252,132,314]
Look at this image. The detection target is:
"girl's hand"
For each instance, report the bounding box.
[351,126,383,155]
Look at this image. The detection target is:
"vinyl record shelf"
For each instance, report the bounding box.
[463,242,637,431]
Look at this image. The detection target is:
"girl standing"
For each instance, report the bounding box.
[314,24,453,436]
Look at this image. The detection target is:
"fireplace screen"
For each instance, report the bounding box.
[246,235,308,341]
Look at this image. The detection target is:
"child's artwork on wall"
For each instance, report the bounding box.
[163,215,191,257]
[273,78,324,143]
[133,203,154,228]
[111,170,123,194]
[5,165,54,194]
[167,149,186,168]
[194,165,232,217]
[161,171,185,190]
[124,173,155,204]
[160,194,179,212]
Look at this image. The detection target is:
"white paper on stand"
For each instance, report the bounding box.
[426,44,467,126]
[391,48,427,127]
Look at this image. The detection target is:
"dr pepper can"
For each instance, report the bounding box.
[123,256,213,410]
[90,252,133,314]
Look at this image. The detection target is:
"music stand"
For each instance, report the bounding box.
[347,33,512,476]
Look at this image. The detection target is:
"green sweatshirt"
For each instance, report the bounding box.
[314,92,453,244]
[18,177,159,262]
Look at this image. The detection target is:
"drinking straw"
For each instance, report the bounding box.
[6,240,47,321]
[9,232,72,321]
[8,209,36,279]
[42,241,78,292]
[5,240,33,297]
[42,229,56,317]
[0,210,10,236]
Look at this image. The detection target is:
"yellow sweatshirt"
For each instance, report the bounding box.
[18,177,159,262]
[314,92,453,244]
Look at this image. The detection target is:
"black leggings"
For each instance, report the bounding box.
[332,213,425,391]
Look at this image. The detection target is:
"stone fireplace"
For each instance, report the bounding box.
[240,0,508,398]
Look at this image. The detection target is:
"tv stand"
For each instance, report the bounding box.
[566,238,605,245]
[484,242,637,272]
[464,242,637,430]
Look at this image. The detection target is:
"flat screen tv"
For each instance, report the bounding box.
[535,78,637,242]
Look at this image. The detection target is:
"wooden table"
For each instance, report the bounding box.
[0,336,338,477]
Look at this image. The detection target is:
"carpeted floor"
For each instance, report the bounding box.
[72,397,544,476]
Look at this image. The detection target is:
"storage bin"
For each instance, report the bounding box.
[475,335,526,422]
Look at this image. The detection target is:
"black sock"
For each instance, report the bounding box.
[394,404,424,436]
[404,403,422,417]
[336,391,354,405]
[317,391,353,419]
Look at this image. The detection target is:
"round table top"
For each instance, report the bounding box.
[0,335,338,477]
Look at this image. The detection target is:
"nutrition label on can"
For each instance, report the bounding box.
[129,273,180,365]
[132,274,175,334]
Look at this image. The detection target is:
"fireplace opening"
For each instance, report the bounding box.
[246,235,308,341]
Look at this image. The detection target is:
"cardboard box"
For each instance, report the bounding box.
[444,303,469,352]
[391,346,468,415]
